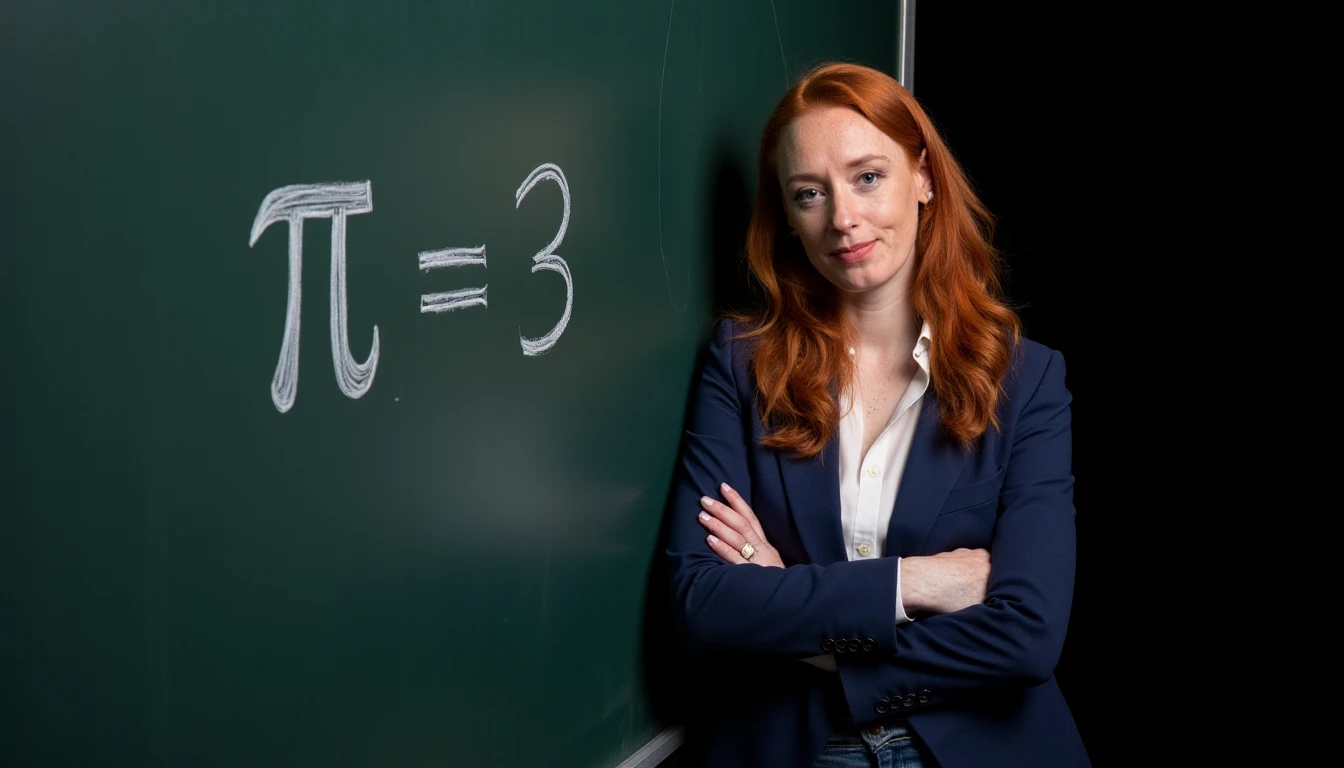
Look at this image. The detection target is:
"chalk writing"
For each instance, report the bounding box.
[420,245,488,313]
[249,182,380,413]
[514,163,573,356]
[251,163,575,412]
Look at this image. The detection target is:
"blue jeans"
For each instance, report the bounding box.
[812,721,936,768]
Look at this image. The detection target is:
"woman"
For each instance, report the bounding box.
[664,62,1087,767]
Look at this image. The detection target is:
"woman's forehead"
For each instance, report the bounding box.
[777,108,906,176]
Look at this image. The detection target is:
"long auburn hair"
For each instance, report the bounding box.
[731,62,1020,458]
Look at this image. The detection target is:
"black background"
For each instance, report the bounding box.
[916,4,1140,764]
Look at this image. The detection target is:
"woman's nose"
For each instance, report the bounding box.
[830,192,859,231]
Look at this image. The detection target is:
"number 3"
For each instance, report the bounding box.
[515,163,574,356]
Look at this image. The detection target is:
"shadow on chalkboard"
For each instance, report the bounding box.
[637,348,709,768]
[708,140,757,319]
[638,138,755,767]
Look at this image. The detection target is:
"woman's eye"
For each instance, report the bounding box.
[795,188,820,203]
[858,172,881,186]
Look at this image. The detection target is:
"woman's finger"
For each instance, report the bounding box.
[706,534,747,564]
[698,510,748,553]
[699,496,751,538]
[720,483,767,541]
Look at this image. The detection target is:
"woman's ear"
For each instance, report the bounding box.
[918,148,933,201]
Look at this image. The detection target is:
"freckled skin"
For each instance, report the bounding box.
[777,106,931,302]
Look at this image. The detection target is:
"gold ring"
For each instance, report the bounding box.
[740,542,756,560]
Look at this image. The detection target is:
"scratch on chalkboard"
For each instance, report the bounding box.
[769,0,789,84]
[657,0,689,312]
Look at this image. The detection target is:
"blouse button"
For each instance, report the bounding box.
[857,543,872,557]
[866,466,880,478]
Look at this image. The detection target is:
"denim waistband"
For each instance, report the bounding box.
[824,720,915,754]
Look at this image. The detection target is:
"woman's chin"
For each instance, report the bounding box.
[830,273,889,296]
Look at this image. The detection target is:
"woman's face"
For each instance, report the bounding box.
[777,106,930,301]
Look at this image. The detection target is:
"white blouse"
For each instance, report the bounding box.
[803,321,932,671]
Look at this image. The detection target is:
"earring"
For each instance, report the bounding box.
[925,191,934,202]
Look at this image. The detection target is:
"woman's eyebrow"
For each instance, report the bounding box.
[785,154,891,186]
[845,153,891,168]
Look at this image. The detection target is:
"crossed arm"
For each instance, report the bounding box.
[696,482,992,615]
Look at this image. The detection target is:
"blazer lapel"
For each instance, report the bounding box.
[886,389,967,557]
[778,436,847,565]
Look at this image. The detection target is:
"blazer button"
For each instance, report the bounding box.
[847,638,861,653]
[875,699,890,714]
[902,693,918,707]
[835,641,847,654]
[861,638,875,652]
[821,638,835,652]
[917,689,932,704]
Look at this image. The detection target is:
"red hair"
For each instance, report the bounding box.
[731,62,1020,457]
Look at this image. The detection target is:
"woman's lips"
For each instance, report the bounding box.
[830,240,877,264]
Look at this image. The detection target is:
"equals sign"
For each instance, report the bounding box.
[419,245,487,313]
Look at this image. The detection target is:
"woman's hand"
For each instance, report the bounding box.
[697,483,784,568]
[900,548,991,615]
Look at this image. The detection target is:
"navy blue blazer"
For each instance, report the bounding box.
[665,319,1089,768]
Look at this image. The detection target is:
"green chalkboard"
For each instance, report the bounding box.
[1,2,899,766]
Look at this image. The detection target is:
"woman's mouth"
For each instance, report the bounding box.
[829,240,877,264]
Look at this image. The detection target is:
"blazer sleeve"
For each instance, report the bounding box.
[836,348,1077,722]
[665,320,905,659]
